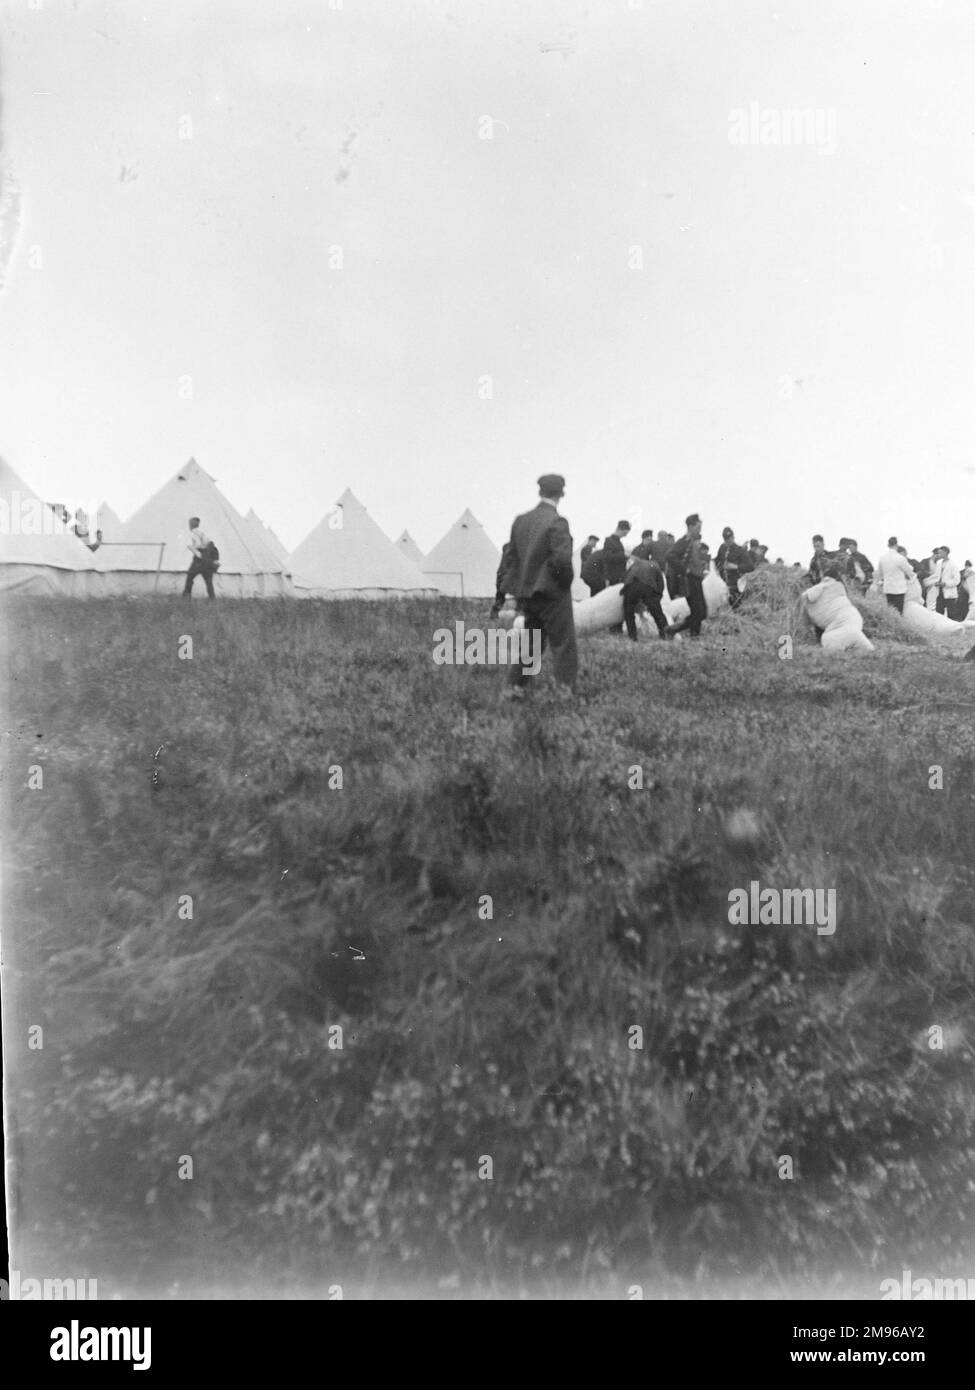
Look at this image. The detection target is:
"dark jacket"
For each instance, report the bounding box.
[623,556,665,598]
[499,502,574,600]
[649,537,671,568]
[602,534,628,584]
[716,541,752,583]
[580,548,606,587]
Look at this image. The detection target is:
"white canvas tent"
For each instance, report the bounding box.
[245,508,290,566]
[93,502,124,542]
[422,508,500,597]
[0,457,106,595]
[291,488,437,597]
[101,458,292,596]
[396,530,426,567]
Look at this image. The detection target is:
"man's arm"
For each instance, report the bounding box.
[497,532,518,596]
[547,516,575,589]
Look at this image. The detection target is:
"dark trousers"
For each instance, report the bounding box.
[670,573,707,636]
[184,558,216,598]
[936,590,948,616]
[622,583,667,640]
[727,583,742,610]
[509,592,578,688]
[885,593,904,614]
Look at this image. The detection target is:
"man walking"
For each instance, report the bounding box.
[498,474,578,692]
[184,516,217,598]
[666,513,709,638]
[621,553,669,641]
[875,536,914,613]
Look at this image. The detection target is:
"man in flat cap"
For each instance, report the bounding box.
[498,474,578,691]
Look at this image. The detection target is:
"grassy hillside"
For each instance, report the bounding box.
[2,590,974,1298]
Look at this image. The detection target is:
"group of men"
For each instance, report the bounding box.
[492,477,721,693]
[492,476,975,692]
[869,537,972,620]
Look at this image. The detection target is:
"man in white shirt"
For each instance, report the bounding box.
[184,515,217,598]
[875,536,914,614]
[922,547,943,611]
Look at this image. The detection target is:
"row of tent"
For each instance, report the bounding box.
[0,457,504,599]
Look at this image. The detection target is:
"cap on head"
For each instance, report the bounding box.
[641,529,653,540]
[537,474,565,499]
[812,534,824,544]
[722,526,734,539]
[616,519,631,532]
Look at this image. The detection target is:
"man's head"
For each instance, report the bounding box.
[614,519,632,537]
[941,545,951,557]
[897,545,908,556]
[685,512,702,537]
[749,537,760,549]
[537,474,565,501]
[586,534,599,545]
[812,534,824,552]
[641,529,653,541]
[189,516,201,529]
[759,545,769,557]
[722,526,734,541]
[887,536,898,550]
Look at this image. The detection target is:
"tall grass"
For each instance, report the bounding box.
[2,594,974,1296]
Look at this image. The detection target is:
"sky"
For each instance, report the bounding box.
[1,0,974,564]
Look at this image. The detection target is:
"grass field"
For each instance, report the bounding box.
[3,586,974,1299]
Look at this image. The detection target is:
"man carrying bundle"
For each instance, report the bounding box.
[184,515,218,599]
[621,553,670,641]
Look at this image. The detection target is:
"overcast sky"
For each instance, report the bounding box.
[1,0,974,564]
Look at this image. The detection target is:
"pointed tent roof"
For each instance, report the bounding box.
[421,507,501,597]
[245,508,290,565]
[396,529,426,566]
[108,458,287,577]
[291,488,436,595]
[0,456,104,576]
[94,502,123,539]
